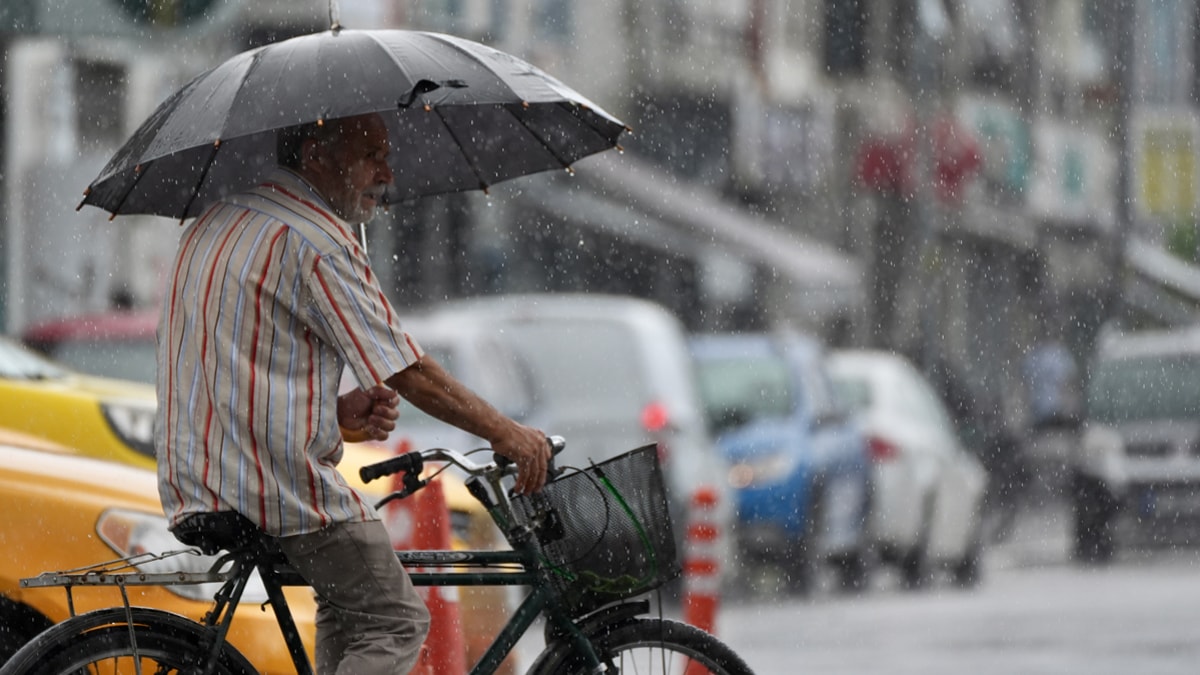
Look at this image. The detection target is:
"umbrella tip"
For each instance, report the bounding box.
[107,213,117,222]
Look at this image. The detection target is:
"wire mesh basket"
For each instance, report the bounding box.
[510,443,681,616]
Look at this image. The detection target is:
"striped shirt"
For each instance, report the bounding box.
[156,168,423,536]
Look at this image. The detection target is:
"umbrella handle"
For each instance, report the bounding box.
[328,0,342,32]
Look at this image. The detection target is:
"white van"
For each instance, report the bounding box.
[391,293,733,580]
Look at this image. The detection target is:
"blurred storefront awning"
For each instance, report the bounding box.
[518,152,864,321]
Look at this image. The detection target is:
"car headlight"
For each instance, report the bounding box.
[728,452,798,488]
[96,508,268,603]
[101,400,157,458]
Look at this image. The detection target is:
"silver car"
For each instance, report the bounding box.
[390,293,734,582]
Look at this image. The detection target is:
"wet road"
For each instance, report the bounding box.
[719,499,1200,675]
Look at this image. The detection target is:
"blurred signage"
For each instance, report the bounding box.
[956,96,1031,204]
[1027,119,1116,230]
[111,0,221,27]
[731,82,835,194]
[1132,109,1198,223]
[854,113,981,204]
[7,0,239,37]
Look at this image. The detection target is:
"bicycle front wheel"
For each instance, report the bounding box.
[1,608,257,675]
[531,618,755,675]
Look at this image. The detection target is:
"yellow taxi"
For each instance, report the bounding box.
[0,335,156,468]
[7,321,514,671]
[0,429,317,670]
[0,429,516,673]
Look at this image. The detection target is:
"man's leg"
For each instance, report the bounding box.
[279,520,430,675]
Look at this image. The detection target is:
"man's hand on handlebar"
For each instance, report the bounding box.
[491,422,553,495]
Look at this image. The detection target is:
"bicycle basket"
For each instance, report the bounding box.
[510,443,681,616]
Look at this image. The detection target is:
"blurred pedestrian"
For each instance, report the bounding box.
[1023,330,1081,431]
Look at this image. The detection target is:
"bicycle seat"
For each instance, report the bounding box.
[172,512,266,556]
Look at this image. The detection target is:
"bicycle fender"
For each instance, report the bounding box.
[539,600,651,652]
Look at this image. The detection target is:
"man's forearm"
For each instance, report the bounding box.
[386,356,511,442]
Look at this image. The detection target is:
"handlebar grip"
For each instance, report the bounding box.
[359,452,425,484]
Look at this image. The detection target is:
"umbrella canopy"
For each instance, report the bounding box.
[80,29,628,220]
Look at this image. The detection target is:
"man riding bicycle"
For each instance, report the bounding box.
[156,112,551,674]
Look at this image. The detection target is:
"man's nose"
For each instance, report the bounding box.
[378,161,394,183]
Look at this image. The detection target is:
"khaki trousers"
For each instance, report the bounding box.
[279,520,430,675]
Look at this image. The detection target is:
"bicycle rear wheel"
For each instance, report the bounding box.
[1,607,257,675]
[531,618,754,675]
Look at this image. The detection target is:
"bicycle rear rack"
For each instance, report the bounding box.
[20,549,232,589]
[20,549,238,622]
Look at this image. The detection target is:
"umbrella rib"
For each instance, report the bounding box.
[429,108,490,192]
[502,102,579,172]
[180,141,223,222]
[101,164,152,221]
[550,102,632,154]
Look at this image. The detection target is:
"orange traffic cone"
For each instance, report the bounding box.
[382,439,416,551]
[683,486,721,634]
[410,479,468,675]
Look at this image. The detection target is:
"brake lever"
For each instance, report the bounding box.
[372,472,427,510]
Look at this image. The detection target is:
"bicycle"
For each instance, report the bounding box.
[1,437,754,674]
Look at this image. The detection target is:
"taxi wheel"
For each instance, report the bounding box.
[0,598,52,661]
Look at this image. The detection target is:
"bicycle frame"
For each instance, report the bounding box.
[239,544,599,675]
[18,443,613,675]
[21,545,600,675]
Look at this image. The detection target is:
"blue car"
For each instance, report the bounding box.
[690,332,872,594]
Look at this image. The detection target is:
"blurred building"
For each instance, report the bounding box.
[4,0,1200,437]
[400,0,1116,431]
[0,0,864,340]
[0,0,333,332]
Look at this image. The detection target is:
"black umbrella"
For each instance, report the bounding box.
[79,29,628,220]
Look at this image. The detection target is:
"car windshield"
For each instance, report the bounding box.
[49,340,157,385]
[831,376,871,413]
[501,319,647,418]
[0,338,66,380]
[694,353,793,426]
[1087,354,1200,424]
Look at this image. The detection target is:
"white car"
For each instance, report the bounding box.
[827,350,988,588]
[389,293,735,586]
[1073,326,1200,563]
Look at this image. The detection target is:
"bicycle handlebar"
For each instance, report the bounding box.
[358,435,566,484]
[359,451,425,484]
